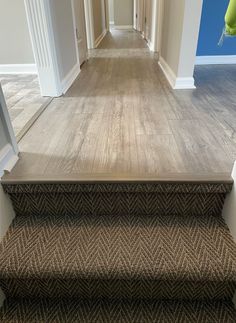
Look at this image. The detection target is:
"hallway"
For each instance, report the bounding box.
[5,29,236,180]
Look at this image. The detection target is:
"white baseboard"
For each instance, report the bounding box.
[114,25,133,30]
[196,55,236,65]
[95,29,107,48]
[61,63,80,94]
[0,144,19,178]
[174,77,195,90]
[0,64,37,75]
[159,57,195,90]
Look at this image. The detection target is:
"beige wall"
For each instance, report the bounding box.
[49,0,78,80]
[114,0,133,26]
[93,0,106,41]
[160,0,185,76]
[160,0,202,80]
[177,0,203,77]
[0,0,34,64]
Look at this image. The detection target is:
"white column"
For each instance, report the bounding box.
[24,0,61,97]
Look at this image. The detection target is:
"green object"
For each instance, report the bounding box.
[225,0,236,35]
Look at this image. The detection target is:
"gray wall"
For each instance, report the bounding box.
[114,0,133,26]
[93,0,106,41]
[0,0,34,64]
[49,0,78,80]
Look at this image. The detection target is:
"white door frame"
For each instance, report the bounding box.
[0,85,19,177]
[71,0,82,65]
[156,0,163,53]
[104,0,110,32]
[84,0,95,49]
[24,0,62,97]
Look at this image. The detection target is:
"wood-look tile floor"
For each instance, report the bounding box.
[4,30,236,180]
[0,74,51,141]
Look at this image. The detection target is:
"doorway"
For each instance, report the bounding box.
[72,0,88,66]
[0,1,52,142]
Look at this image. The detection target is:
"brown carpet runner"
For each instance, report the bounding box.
[1,299,236,323]
[0,180,236,322]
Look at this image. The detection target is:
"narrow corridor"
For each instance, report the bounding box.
[5,29,236,180]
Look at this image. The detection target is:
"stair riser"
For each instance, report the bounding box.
[7,192,227,217]
[1,279,235,300]
[1,299,236,323]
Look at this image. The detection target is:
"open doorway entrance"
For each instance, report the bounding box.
[0,75,51,142]
[108,0,133,31]
[133,0,161,52]
[0,1,52,142]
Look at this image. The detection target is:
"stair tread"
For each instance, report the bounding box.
[0,214,236,281]
[1,298,236,322]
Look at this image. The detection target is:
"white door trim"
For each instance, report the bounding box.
[71,0,81,66]
[156,0,163,53]
[84,0,95,49]
[0,86,19,177]
[104,0,110,32]
[24,0,62,97]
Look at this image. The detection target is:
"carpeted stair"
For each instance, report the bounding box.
[0,179,236,322]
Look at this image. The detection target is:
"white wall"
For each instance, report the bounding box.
[49,0,78,81]
[108,0,114,24]
[0,0,34,64]
[177,0,203,78]
[114,0,133,26]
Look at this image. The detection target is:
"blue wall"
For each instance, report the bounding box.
[197,0,236,56]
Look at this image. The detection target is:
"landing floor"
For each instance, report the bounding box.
[4,30,236,181]
[0,74,51,141]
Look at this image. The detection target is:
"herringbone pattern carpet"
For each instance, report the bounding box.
[0,180,236,321]
[1,298,236,323]
[0,213,236,299]
[3,182,232,217]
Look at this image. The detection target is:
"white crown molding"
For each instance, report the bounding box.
[95,29,107,48]
[61,63,80,94]
[0,64,37,75]
[196,55,236,65]
[114,25,133,30]
[159,57,195,90]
